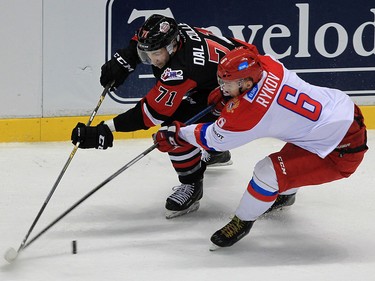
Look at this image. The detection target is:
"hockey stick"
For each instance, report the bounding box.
[20,104,214,252]
[3,82,114,263]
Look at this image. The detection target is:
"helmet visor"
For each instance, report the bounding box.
[137,47,152,65]
[137,41,176,66]
[218,76,244,93]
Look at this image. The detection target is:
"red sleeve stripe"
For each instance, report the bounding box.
[194,123,214,151]
[142,102,165,127]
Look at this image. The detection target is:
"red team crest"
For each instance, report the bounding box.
[226,97,240,113]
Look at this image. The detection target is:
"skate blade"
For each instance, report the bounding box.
[209,243,221,251]
[165,202,200,219]
[206,160,233,167]
[265,206,283,214]
[264,200,295,215]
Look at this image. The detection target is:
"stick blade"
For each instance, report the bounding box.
[4,247,18,263]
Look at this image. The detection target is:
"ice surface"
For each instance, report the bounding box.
[1,132,375,281]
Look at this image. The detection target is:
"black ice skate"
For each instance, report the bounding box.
[265,193,296,214]
[202,151,233,167]
[165,179,203,219]
[210,216,254,250]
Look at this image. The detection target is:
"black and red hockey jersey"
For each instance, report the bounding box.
[113,23,258,132]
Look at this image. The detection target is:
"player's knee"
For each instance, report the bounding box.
[253,157,279,193]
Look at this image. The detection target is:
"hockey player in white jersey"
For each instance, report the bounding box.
[153,46,368,249]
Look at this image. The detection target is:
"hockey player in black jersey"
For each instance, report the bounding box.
[71,14,258,218]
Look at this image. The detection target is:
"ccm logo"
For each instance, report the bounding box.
[277,156,287,175]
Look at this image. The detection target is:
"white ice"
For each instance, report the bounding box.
[1,132,375,281]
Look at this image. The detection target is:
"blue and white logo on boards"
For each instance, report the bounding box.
[105,0,375,104]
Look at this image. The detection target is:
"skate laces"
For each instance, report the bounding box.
[220,216,246,238]
[169,184,195,206]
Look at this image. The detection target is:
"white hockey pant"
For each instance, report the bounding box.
[235,156,298,221]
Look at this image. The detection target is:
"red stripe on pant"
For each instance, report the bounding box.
[168,144,202,174]
[247,181,278,202]
[171,154,201,169]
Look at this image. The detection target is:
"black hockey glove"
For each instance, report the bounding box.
[71,121,113,149]
[100,50,135,88]
[100,49,136,88]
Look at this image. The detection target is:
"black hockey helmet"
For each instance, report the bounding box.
[137,14,179,64]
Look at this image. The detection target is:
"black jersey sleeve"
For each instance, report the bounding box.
[112,101,149,132]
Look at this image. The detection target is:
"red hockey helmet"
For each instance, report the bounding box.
[217,47,263,84]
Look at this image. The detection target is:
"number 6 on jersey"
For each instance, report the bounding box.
[277,84,322,121]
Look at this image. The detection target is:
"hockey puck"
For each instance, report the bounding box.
[72,240,77,254]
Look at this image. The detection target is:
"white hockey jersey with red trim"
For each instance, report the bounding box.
[179,55,354,158]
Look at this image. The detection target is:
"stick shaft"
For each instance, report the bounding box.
[18,83,113,252]
[23,104,214,250]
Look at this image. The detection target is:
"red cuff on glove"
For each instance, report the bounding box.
[207,87,230,116]
[153,121,190,152]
